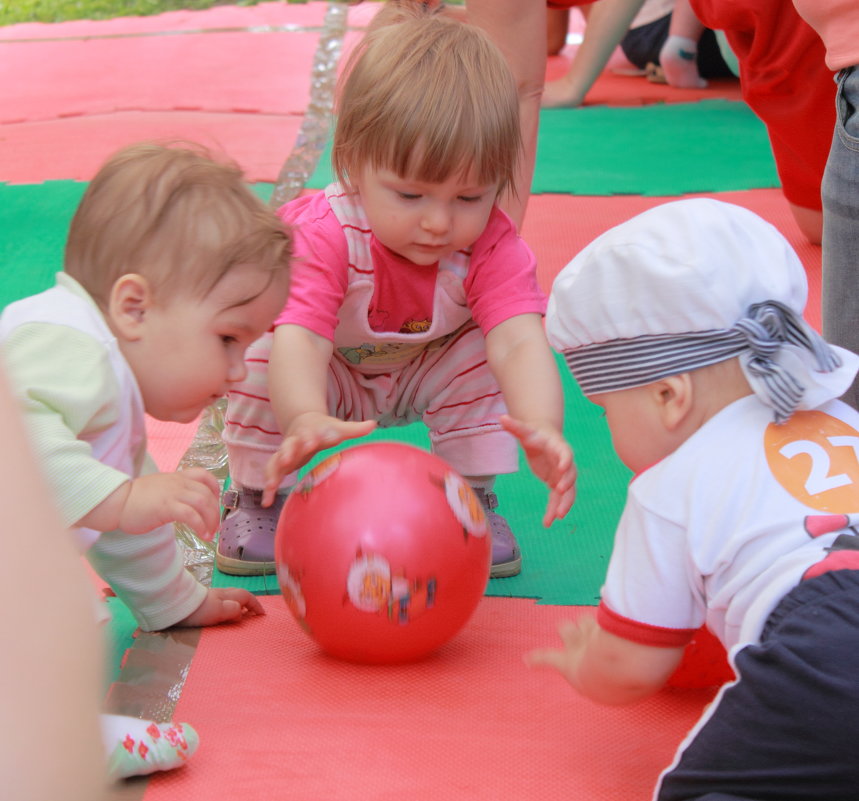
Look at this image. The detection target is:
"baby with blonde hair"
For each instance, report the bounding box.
[219,3,576,580]
[1,141,292,779]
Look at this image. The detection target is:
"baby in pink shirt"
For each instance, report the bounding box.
[218,4,576,580]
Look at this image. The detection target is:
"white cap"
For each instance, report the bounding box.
[546,198,858,421]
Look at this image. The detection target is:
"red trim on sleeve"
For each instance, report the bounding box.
[597,602,697,648]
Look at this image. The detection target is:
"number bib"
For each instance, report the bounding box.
[765,411,859,512]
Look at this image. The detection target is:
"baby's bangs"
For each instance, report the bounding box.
[384,84,517,189]
[332,10,520,190]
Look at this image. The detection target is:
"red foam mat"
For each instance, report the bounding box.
[145,416,198,473]
[1,30,319,124]
[522,189,822,331]
[0,2,367,184]
[0,1,330,40]
[144,596,713,801]
[0,111,303,184]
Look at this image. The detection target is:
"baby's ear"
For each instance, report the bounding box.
[654,374,694,431]
[107,274,152,341]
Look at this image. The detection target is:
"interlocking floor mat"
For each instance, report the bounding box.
[1,7,807,800]
[0,1,362,185]
[142,595,715,801]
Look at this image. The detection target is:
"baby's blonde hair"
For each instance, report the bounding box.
[64,142,292,308]
[332,3,521,194]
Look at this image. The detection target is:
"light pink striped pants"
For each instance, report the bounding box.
[223,323,519,490]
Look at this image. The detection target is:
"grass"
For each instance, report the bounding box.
[0,0,268,26]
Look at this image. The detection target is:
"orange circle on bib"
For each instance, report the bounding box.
[764,411,859,511]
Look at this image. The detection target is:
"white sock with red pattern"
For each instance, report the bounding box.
[102,714,200,780]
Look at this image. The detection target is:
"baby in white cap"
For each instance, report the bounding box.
[529,199,859,799]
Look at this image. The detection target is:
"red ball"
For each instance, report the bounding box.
[275,442,491,663]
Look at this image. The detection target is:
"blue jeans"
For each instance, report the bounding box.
[822,66,859,410]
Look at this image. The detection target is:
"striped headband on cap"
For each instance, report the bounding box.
[563,301,844,423]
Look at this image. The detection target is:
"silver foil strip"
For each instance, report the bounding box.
[103,628,201,800]
[177,3,352,577]
[174,398,227,585]
[269,1,349,209]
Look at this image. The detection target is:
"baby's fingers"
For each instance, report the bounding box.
[339,419,378,441]
[171,475,221,538]
[262,441,313,503]
[524,646,568,672]
[178,466,220,497]
[173,502,218,541]
[559,617,597,648]
[543,468,577,525]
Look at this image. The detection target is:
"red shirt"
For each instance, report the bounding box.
[690,0,835,211]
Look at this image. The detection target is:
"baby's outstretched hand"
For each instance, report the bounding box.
[525,615,596,686]
[262,413,377,506]
[118,468,221,540]
[174,588,266,627]
[500,414,576,525]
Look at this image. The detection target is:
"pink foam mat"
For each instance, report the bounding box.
[545,18,744,108]
[144,595,714,801]
[0,2,369,184]
[0,111,303,184]
[0,1,331,40]
[145,416,198,473]
[546,53,743,107]
[1,30,319,124]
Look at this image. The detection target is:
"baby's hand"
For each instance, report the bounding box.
[500,414,576,525]
[174,588,266,627]
[524,615,596,685]
[118,468,221,540]
[262,413,377,506]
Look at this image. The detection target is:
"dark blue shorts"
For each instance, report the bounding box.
[657,569,859,801]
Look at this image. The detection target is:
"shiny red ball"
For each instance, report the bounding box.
[275,442,491,663]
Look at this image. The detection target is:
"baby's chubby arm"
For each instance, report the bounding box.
[75,468,221,540]
[262,324,376,506]
[485,313,576,523]
[526,614,685,705]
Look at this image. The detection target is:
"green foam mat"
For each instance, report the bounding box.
[0,181,276,310]
[212,352,630,606]
[104,595,139,687]
[533,101,778,195]
[0,181,86,310]
[305,100,778,197]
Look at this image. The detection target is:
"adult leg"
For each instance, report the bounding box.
[821,66,859,410]
[467,0,546,226]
